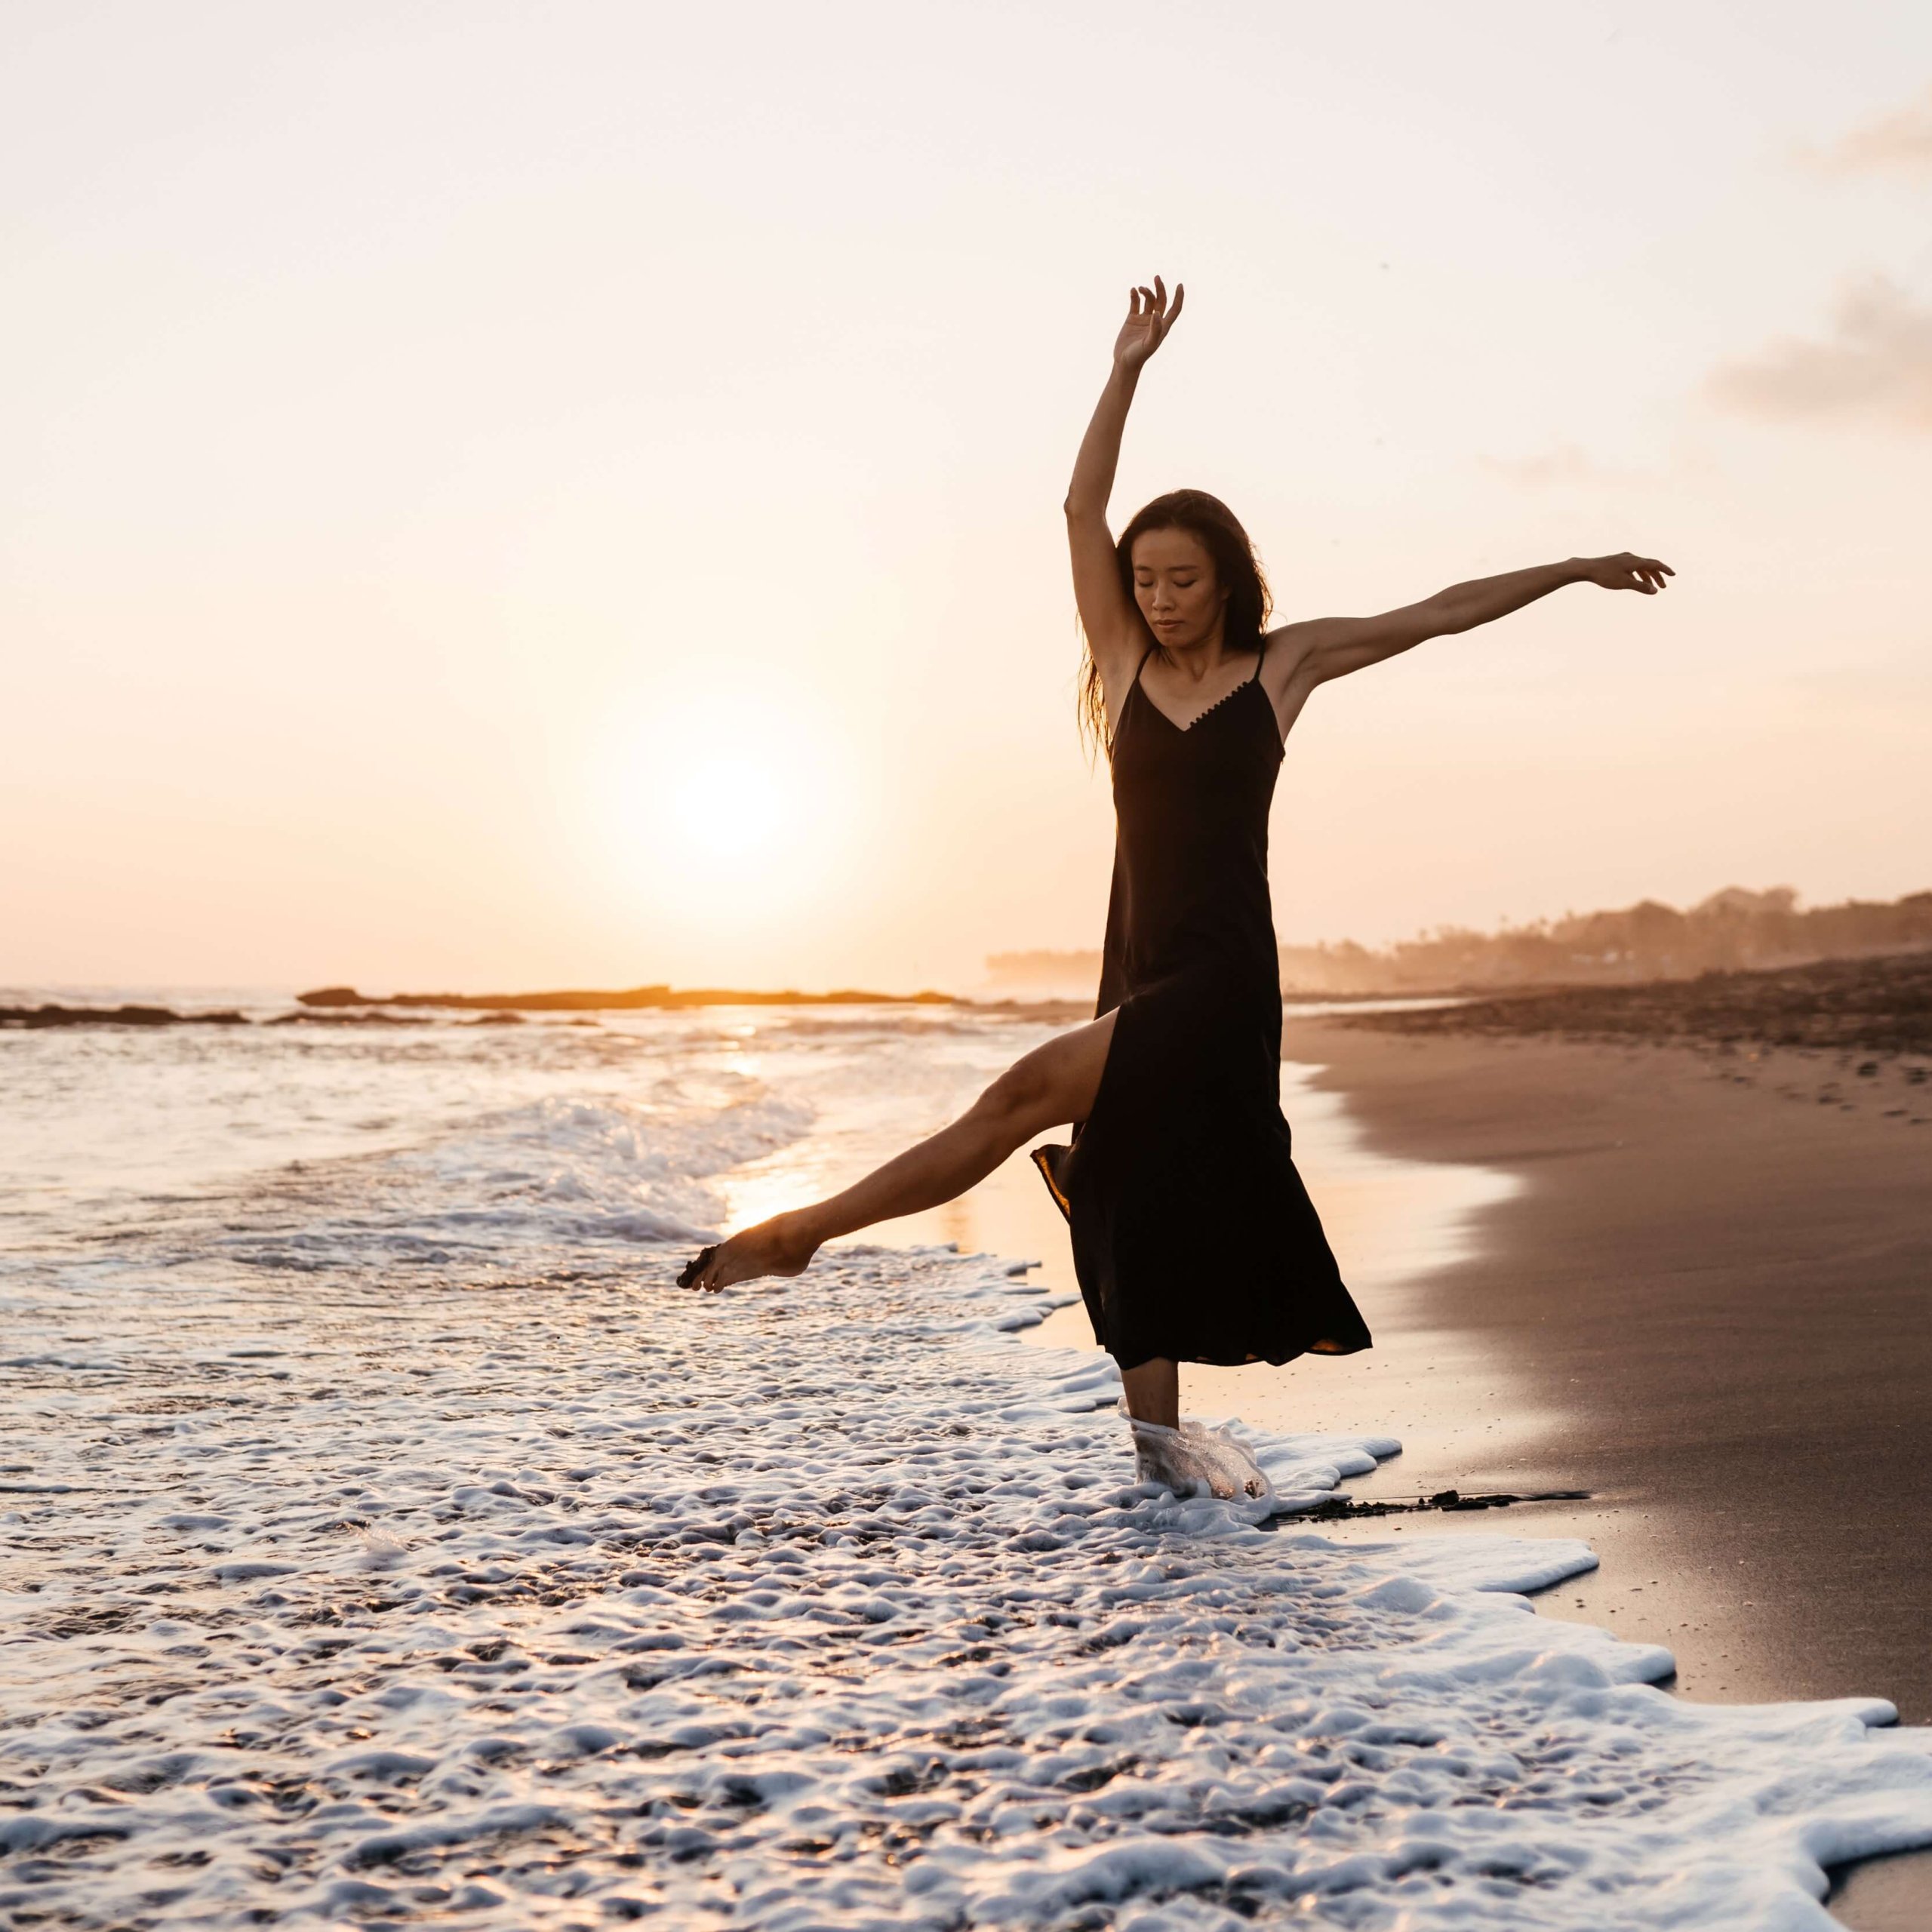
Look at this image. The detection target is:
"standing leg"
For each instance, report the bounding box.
[1119,1357,1178,1429]
[684,1011,1118,1291]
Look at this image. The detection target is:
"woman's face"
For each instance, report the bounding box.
[1131,528,1226,652]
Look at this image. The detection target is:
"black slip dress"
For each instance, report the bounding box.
[1032,641,1373,1373]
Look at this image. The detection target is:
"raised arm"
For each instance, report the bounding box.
[1066,278,1184,712]
[1266,553,1673,709]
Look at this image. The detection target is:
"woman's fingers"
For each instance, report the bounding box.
[1167,281,1185,328]
[1119,277,1182,357]
[1602,552,1673,592]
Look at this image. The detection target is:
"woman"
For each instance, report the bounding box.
[681,278,1671,1490]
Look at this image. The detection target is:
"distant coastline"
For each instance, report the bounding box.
[989,884,1932,1001]
[11,886,1930,1037]
[10,948,1932,1053]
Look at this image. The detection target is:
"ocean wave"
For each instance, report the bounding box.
[160,1088,819,1279]
[5,1244,1930,1928]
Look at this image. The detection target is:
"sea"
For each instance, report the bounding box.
[5,989,1932,1928]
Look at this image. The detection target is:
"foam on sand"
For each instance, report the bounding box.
[8,1120,1932,1929]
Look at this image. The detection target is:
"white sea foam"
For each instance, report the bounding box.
[5,1011,1932,1927]
[194,1088,814,1274]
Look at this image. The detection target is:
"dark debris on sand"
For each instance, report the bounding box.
[1340,949,1932,1058]
[1296,1487,1590,1523]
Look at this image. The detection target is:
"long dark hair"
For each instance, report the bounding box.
[1080,489,1273,755]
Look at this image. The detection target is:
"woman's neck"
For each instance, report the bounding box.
[1155,628,1235,682]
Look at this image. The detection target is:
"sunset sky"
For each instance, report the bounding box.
[5,2,1930,993]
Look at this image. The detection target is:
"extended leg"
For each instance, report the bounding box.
[685,1011,1118,1291]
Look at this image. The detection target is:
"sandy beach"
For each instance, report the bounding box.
[1287,1015,1932,1929]
[1274,1014,1932,1710]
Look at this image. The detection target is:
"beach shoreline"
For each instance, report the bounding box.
[1275,1014,1932,1691]
[1012,1007,1932,1927]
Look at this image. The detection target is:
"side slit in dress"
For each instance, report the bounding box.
[1032,638,1373,1371]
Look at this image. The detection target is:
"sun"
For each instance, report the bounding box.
[583,686,855,927]
[671,761,785,862]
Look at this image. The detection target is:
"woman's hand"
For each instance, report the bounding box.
[1579,552,1674,594]
[1112,276,1184,372]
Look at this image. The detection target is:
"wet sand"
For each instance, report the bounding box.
[1266,1020,1932,1700]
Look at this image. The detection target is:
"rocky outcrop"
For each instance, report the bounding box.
[0,1004,248,1029]
[1342,949,1932,1057]
[294,985,956,1012]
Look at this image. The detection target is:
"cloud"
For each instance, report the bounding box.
[1708,278,1932,430]
[1803,85,1932,177]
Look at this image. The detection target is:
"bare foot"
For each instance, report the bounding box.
[680,1212,818,1292]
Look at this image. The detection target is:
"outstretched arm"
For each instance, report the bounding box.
[1066,278,1184,706]
[1272,553,1673,691]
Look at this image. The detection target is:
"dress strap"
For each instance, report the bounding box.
[1250,635,1269,682]
[1133,643,1158,690]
